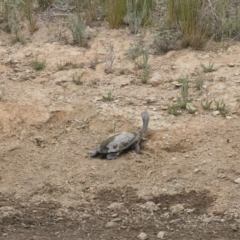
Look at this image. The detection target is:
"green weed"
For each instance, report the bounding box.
[215,99,229,116]
[201,99,213,110]
[31,57,46,70]
[102,86,115,102]
[72,72,84,85]
[201,62,217,73]
[68,13,86,47]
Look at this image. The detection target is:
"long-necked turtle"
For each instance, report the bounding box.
[89,110,149,160]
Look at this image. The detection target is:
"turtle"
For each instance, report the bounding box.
[89,110,149,160]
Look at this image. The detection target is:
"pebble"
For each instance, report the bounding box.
[212,110,220,116]
[107,202,124,210]
[105,221,118,228]
[137,232,148,240]
[112,218,122,222]
[202,217,212,223]
[170,204,185,214]
[234,178,240,184]
[228,63,235,67]
[157,231,166,239]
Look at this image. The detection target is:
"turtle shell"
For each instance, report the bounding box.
[97,131,141,154]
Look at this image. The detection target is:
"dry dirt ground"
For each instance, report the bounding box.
[1,12,240,240]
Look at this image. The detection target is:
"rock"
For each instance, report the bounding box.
[202,217,212,223]
[226,116,233,120]
[228,63,235,67]
[170,204,185,214]
[174,184,185,193]
[138,232,148,240]
[157,231,166,239]
[107,202,124,210]
[141,201,158,211]
[234,178,240,184]
[212,110,220,116]
[112,218,122,222]
[105,221,118,228]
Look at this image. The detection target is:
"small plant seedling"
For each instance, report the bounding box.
[72,72,84,85]
[201,99,213,110]
[215,99,229,116]
[195,77,204,90]
[31,57,46,70]
[187,106,196,114]
[180,77,189,103]
[201,61,217,73]
[102,86,115,102]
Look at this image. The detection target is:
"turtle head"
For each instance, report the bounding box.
[141,110,149,134]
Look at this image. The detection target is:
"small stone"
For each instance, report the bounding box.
[107,202,124,210]
[105,221,118,228]
[138,232,148,240]
[228,63,235,67]
[112,218,122,222]
[111,213,118,218]
[226,116,233,120]
[157,231,166,239]
[194,168,200,173]
[174,184,185,193]
[202,217,212,223]
[170,204,185,214]
[234,178,240,184]
[212,110,220,116]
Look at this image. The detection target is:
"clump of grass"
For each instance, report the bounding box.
[104,0,126,28]
[201,62,217,73]
[21,0,38,34]
[102,86,115,102]
[68,13,86,47]
[166,0,209,49]
[201,99,213,110]
[72,72,84,85]
[31,57,46,70]
[215,99,229,116]
[125,0,153,34]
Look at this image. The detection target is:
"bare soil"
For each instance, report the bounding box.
[1,12,240,240]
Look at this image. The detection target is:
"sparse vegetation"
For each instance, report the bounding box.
[215,99,229,116]
[126,42,145,60]
[72,72,84,85]
[201,62,217,73]
[125,0,153,34]
[68,13,86,47]
[195,76,204,90]
[201,99,213,110]
[102,86,115,102]
[104,0,126,28]
[21,0,38,34]
[31,57,46,70]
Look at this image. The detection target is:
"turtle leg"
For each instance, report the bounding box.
[106,152,119,160]
[89,150,98,158]
[134,142,141,154]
